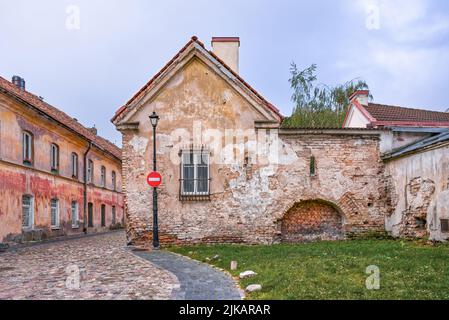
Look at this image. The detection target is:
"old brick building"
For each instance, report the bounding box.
[0,75,124,245]
[112,37,391,245]
[345,91,449,241]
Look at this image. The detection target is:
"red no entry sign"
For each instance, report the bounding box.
[147,171,162,187]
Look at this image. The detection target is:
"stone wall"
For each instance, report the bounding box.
[385,144,449,241]
[116,56,388,246]
[121,129,388,245]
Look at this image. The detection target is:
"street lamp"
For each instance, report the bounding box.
[149,111,160,249]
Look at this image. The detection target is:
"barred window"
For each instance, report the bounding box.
[50,199,60,229]
[22,195,33,229]
[181,150,210,196]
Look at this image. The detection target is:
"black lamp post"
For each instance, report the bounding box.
[149,111,160,249]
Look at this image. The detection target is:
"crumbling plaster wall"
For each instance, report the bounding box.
[385,144,449,241]
[120,59,388,245]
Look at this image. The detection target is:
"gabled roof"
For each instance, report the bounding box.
[0,76,121,160]
[365,103,449,123]
[111,36,283,124]
[347,100,449,128]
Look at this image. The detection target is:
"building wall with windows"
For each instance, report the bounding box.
[0,79,124,244]
[116,57,388,245]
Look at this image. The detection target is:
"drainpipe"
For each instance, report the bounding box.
[83,142,92,234]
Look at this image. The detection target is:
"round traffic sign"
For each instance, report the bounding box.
[147,171,162,187]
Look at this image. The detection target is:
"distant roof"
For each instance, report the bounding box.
[364,103,449,125]
[0,76,121,160]
[112,36,283,124]
[383,130,449,160]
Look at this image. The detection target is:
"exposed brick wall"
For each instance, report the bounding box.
[281,201,343,243]
[117,60,389,246]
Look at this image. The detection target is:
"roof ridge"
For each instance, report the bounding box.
[112,36,283,123]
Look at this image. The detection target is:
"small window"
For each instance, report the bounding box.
[112,206,116,225]
[87,160,94,184]
[71,201,79,228]
[101,204,106,227]
[100,166,106,188]
[22,131,33,165]
[71,153,79,178]
[181,150,210,197]
[88,202,94,228]
[50,144,59,172]
[310,156,316,177]
[112,171,117,191]
[22,195,33,229]
[50,199,60,229]
[441,219,449,233]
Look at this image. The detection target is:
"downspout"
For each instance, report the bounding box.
[83,142,92,234]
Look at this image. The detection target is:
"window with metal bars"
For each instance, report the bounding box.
[180,150,210,198]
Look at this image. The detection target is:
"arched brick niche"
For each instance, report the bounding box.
[281,200,345,243]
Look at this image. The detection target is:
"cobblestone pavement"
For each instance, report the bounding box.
[0,232,179,300]
[134,251,244,300]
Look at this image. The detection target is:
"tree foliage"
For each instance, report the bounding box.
[282,63,372,128]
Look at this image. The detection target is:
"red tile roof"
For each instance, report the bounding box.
[0,76,121,160]
[112,36,283,123]
[364,103,449,125]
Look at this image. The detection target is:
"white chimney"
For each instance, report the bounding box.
[349,90,370,106]
[211,37,240,73]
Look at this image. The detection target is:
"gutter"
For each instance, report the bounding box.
[83,142,92,233]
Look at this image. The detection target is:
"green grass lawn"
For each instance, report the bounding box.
[169,240,449,300]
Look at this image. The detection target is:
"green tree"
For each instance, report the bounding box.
[282,63,372,128]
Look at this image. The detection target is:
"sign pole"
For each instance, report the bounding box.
[149,112,160,250]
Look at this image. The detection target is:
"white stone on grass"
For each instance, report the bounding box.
[231,261,238,270]
[246,284,262,292]
[239,270,257,279]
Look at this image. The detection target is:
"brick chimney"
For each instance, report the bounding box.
[88,126,97,135]
[349,90,369,106]
[12,76,25,91]
[211,37,240,73]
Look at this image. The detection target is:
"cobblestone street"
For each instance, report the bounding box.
[0,231,179,300]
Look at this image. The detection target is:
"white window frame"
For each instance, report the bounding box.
[181,150,210,196]
[22,131,33,164]
[100,166,106,188]
[51,199,60,229]
[50,143,59,171]
[112,171,116,191]
[71,201,79,228]
[87,160,94,184]
[71,153,78,178]
[22,195,34,230]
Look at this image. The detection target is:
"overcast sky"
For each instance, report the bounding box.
[1,0,449,145]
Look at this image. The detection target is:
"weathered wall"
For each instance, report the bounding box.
[385,144,449,241]
[120,58,388,245]
[0,91,124,243]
